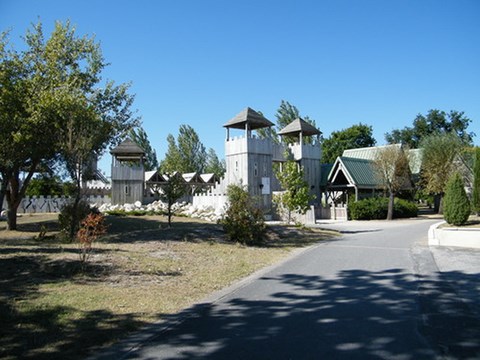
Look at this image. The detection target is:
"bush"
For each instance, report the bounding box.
[394,198,419,218]
[220,185,266,245]
[444,172,471,226]
[77,213,107,265]
[59,200,98,240]
[349,197,418,220]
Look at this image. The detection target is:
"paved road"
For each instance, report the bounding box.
[97,219,480,359]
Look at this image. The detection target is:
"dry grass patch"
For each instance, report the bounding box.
[440,214,480,228]
[0,214,336,359]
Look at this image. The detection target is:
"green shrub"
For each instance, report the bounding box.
[59,200,98,240]
[349,197,418,220]
[105,209,127,217]
[220,184,266,245]
[394,198,418,218]
[444,172,471,226]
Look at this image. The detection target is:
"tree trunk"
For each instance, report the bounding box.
[0,176,7,215]
[7,206,17,230]
[438,195,444,215]
[5,162,39,231]
[387,192,394,221]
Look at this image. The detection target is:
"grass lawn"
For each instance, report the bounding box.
[0,213,336,359]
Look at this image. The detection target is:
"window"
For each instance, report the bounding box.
[125,185,130,195]
[254,162,258,177]
[235,161,238,172]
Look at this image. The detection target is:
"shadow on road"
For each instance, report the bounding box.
[119,268,480,360]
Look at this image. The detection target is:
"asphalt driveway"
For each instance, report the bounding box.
[95,219,480,360]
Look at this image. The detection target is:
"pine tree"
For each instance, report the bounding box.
[443,172,471,226]
[472,147,480,215]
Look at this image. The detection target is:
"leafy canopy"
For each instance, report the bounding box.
[257,100,317,144]
[374,146,411,220]
[385,109,474,148]
[0,21,138,230]
[160,125,208,174]
[274,160,315,222]
[129,126,159,171]
[420,132,465,195]
[322,123,376,164]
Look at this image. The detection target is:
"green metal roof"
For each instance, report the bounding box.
[330,157,382,188]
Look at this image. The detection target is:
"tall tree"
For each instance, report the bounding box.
[274,160,315,223]
[420,133,465,213]
[385,109,474,148]
[160,125,207,174]
[0,21,138,230]
[129,126,158,171]
[204,148,225,178]
[321,123,376,164]
[472,147,480,215]
[257,100,317,144]
[374,146,411,220]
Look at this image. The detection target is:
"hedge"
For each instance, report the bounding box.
[349,197,418,220]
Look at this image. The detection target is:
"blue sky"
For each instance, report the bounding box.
[1,0,479,175]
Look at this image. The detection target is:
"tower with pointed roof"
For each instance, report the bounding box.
[110,138,146,205]
[223,107,275,210]
[278,118,322,201]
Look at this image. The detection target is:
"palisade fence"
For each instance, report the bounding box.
[1,195,111,214]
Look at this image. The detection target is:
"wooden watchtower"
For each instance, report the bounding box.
[110,138,145,205]
[223,107,275,210]
[278,118,322,203]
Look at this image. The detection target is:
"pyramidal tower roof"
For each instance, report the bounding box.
[278,118,321,137]
[110,138,145,155]
[223,107,274,130]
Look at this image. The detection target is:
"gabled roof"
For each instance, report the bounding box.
[328,157,381,188]
[182,172,204,183]
[200,173,218,184]
[223,107,274,130]
[110,138,145,155]
[342,144,401,161]
[278,118,321,137]
[342,144,422,175]
[145,171,168,183]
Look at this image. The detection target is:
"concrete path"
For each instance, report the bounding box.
[95,219,480,359]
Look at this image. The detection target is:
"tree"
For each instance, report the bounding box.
[321,123,376,164]
[204,148,226,178]
[0,21,138,230]
[385,109,474,148]
[443,172,471,226]
[26,174,63,196]
[420,133,465,213]
[472,147,480,215]
[158,173,187,227]
[221,184,266,245]
[374,146,411,220]
[257,100,316,144]
[160,125,207,174]
[129,126,158,171]
[274,160,315,223]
